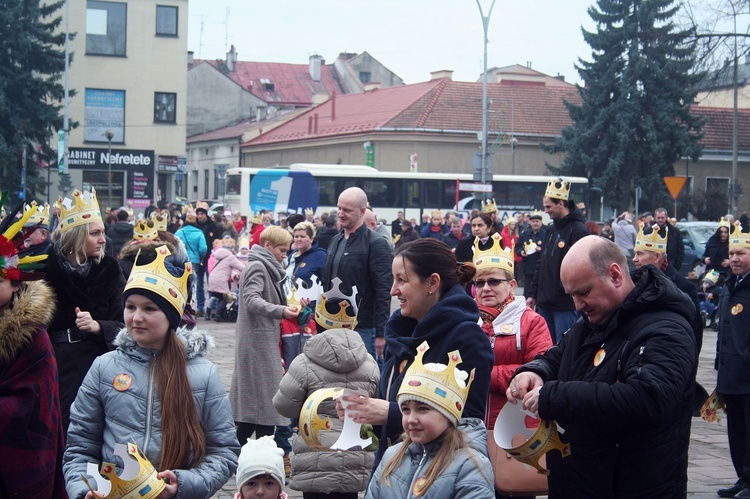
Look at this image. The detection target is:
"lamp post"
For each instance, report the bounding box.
[104,130,114,207]
[476,0,496,198]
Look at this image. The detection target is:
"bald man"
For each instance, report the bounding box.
[507,236,696,498]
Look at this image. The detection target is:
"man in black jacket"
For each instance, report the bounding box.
[508,236,696,498]
[194,203,220,316]
[106,209,133,257]
[321,187,393,360]
[516,210,546,296]
[654,207,685,271]
[526,179,589,342]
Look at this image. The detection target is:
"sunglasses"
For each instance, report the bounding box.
[475,278,511,288]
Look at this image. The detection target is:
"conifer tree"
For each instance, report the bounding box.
[544,0,704,211]
[0,0,67,204]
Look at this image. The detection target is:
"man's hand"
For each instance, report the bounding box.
[506,372,544,404]
[375,337,385,358]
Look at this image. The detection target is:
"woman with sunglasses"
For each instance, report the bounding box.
[473,233,552,452]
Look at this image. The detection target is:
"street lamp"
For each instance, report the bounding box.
[476,0,496,199]
[104,130,114,208]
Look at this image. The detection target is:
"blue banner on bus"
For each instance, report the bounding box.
[250,169,319,215]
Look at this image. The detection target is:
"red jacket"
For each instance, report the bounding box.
[501,226,523,264]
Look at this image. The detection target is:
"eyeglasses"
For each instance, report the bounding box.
[474,278,511,288]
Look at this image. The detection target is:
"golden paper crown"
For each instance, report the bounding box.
[250,211,262,225]
[523,239,537,254]
[635,222,667,253]
[481,198,497,214]
[151,211,169,232]
[23,202,50,227]
[530,209,544,220]
[305,207,314,216]
[430,209,442,218]
[298,387,343,449]
[124,245,191,316]
[703,270,720,287]
[545,178,571,201]
[719,217,731,229]
[730,221,750,249]
[472,233,513,273]
[81,443,166,499]
[195,201,210,213]
[57,188,102,233]
[315,277,358,330]
[397,341,475,425]
[220,236,236,248]
[238,235,250,249]
[133,220,158,241]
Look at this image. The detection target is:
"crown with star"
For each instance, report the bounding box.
[314,277,358,330]
[133,219,158,241]
[57,188,102,233]
[472,232,513,273]
[23,202,50,228]
[730,221,750,249]
[545,178,571,201]
[481,198,497,214]
[124,245,191,316]
[397,341,475,426]
[81,443,166,499]
[635,222,667,253]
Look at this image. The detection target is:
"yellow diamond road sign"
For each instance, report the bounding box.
[663,176,688,200]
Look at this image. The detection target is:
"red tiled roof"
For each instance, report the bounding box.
[692,106,750,151]
[186,109,308,144]
[197,60,343,107]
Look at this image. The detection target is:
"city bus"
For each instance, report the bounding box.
[224,163,589,224]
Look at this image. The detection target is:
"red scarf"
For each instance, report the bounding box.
[477,294,514,336]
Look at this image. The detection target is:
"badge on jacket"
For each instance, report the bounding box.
[113,373,132,392]
[732,303,744,315]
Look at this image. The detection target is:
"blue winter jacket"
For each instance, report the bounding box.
[175,224,208,265]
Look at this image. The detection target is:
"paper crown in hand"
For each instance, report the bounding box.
[151,211,169,232]
[287,275,322,309]
[124,245,191,316]
[57,188,102,233]
[523,239,537,255]
[81,443,166,499]
[23,202,50,228]
[635,222,667,253]
[133,220,158,241]
[298,387,344,449]
[397,341,475,426]
[545,178,571,201]
[481,198,497,214]
[730,221,750,249]
[315,277,358,330]
[472,233,513,274]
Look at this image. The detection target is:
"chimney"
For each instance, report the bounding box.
[430,70,453,81]
[309,54,323,81]
[364,82,381,91]
[227,45,237,72]
[555,73,566,82]
[188,51,194,65]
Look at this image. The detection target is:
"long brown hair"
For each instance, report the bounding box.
[153,329,206,469]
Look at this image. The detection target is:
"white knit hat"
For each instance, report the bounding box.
[236,436,285,493]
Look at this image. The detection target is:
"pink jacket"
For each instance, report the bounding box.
[208,248,246,294]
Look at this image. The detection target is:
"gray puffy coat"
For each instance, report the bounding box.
[273,329,380,493]
[63,328,240,499]
[365,418,494,499]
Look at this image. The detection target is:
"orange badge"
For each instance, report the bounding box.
[399,359,408,374]
[732,303,744,315]
[593,349,606,367]
[500,323,514,334]
[558,241,565,248]
[299,262,306,268]
[113,373,132,392]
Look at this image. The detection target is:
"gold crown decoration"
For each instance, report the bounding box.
[545,178,571,201]
[701,388,726,423]
[472,233,513,273]
[703,270,720,287]
[305,207,314,216]
[249,211,263,225]
[523,239,538,255]
[23,202,50,227]
[220,236,236,249]
[530,209,544,219]
[238,235,250,249]
[397,341,475,426]
[287,275,322,310]
[195,201,210,213]
[635,222,668,253]
[124,245,191,316]
[719,217,731,229]
[151,211,169,232]
[314,277,359,330]
[80,443,166,499]
[298,388,344,449]
[729,221,750,249]
[504,217,516,226]
[57,188,103,233]
[133,220,158,241]
[481,198,497,214]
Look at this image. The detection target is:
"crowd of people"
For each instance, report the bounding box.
[0,178,746,499]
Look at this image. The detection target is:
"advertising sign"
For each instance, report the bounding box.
[84,89,125,143]
[250,170,318,215]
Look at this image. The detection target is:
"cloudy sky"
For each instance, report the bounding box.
[186,0,597,85]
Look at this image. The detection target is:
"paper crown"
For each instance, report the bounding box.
[298,387,344,449]
[397,341,475,426]
[472,233,513,273]
[530,209,544,220]
[195,201,210,213]
[545,178,571,201]
[220,236,236,248]
[151,211,169,232]
[57,188,102,233]
[124,245,191,316]
[703,269,720,286]
[315,277,359,330]
[305,207,314,216]
[523,239,537,255]
[504,217,516,226]
[729,221,750,249]
[81,443,166,499]
[481,198,497,214]
[287,275,322,309]
[23,202,50,227]
[635,222,667,253]
[718,217,731,229]
[0,199,48,281]
[133,220,158,241]
[238,235,250,249]
[249,211,262,225]
[430,209,441,218]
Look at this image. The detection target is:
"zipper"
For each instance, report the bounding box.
[406,446,429,498]
[143,362,155,450]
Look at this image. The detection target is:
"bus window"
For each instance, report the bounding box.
[423,180,441,208]
[318,179,337,206]
[226,173,241,196]
[405,180,420,208]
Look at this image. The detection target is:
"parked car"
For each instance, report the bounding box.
[675,221,719,278]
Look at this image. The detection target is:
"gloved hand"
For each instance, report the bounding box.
[360,423,379,452]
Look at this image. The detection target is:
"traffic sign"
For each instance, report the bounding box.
[663,176,687,200]
[459,182,493,193]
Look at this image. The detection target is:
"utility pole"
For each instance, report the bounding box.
[105,130,114,207]
[476,0,496,197]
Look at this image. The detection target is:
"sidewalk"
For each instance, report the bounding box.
[203,317,732,499]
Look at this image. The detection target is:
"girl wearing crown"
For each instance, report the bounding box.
[365,342,494,498]
[62,245,240,499]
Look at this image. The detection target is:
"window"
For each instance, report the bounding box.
[156,5,178,36]
[204,169,209,199]
[86,1,127,56]
[359,72,371,84]
[154,92,176,123]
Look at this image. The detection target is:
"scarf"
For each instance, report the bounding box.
[55,251,94,278]
[478,294,525,350]
[478,293,514,336]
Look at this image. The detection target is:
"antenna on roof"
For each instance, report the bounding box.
[225,7,230,54]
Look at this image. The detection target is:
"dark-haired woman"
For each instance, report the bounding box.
[339,238,494,466]
[455,212,496,264]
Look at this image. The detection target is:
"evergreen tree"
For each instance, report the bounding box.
[0,0,68,205]
[544,0,705,212]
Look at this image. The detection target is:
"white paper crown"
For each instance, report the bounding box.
[81,443,166,499]
[287,275,322,309]
[635,222,667,253]
[545,178,571,201]
[315,277,359,330]
[57,188,102,233]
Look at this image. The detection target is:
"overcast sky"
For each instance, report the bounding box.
[187,0,597,85]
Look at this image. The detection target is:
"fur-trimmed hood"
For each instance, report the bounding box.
[119,238,177,261]
[112,325,214,359]
[0,280,56,365]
